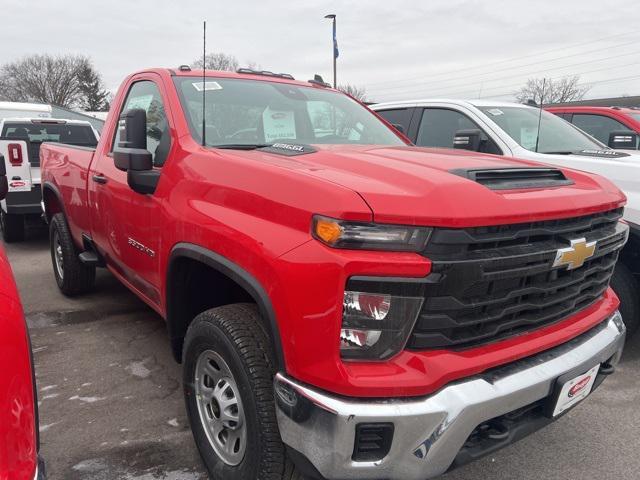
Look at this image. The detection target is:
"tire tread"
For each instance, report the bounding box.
[50,213,95,296]
[184,304,306,480]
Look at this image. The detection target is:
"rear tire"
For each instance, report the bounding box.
[182,304,306,480]
[611,263,639,338]
[49,213,95,296]
[0,210,25,243]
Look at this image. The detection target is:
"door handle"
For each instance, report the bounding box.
[92,174,108,185]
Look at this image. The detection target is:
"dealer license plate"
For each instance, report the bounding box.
[552,364,600,417]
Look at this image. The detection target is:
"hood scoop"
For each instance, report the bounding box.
[449,167,574,190]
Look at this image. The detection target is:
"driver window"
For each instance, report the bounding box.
[113,80,170,167]
[417,108,501,154]
[571,114,629,145]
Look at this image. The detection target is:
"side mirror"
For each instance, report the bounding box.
[391,123,405,134]
[608,130,638,150]
[0,154,7,201]
[113,108,160,195]
[113,108,149,171]
[453,129,482,152]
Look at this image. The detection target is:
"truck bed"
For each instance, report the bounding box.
[40,142,96,245]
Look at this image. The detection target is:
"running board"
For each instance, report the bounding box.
[80,233,106,267]
[79,251,101,267]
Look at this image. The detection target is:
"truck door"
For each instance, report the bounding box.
[413,107,504,155]
[89,75,173,309]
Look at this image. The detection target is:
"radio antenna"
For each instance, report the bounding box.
[202,20,207,147]
[534,78,546,153]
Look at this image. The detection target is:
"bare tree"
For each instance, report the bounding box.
[0,54,107,109]
[192,52,240,71]
[338,84,367,102]
[516,76,590,105]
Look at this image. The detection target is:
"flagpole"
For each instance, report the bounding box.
[325,14,337,88]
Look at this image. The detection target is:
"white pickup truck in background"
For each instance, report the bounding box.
[373,99,640,336]
[0,118,99,242]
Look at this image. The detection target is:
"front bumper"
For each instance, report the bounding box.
[275,311,626,480]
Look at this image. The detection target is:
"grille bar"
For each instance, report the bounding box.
[408,209,628,350]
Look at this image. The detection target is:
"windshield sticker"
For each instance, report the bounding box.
[126,94,153,112]
[262,107,297,142]
[486,108,504,116]
[192,81,223,92]
[520,127,538,150]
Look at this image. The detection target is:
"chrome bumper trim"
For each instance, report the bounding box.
[275,312,625,480]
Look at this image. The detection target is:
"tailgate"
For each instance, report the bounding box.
[0,140,33,192]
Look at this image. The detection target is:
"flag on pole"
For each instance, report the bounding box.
[333,21,339,59]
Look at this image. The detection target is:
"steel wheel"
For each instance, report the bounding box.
[194,349,247,466]
[52,229,64,280]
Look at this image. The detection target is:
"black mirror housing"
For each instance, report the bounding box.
[0,154,7,201]
[118,109,147,150]
[128,170,160,195]
[125,148,157,194]
[608,130,638,150]
[113,108,149,171]
[454,129,482,152]
[112,108,160,194]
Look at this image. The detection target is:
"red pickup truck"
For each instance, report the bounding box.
[547,106,640,150]
[0,155,44,480]
[41,67,628,480]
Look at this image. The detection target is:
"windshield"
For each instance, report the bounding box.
[173,76,405,147]
[1,122,97,147]
[479,106,603,154]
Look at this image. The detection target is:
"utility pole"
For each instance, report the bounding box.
[324,14,338,88]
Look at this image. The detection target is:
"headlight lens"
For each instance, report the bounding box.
[341,291,424,360]
[312,215,432,252]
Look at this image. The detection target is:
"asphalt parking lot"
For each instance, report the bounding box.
[7,229,640,480]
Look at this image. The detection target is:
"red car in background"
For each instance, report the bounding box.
[547,106,640,150]
[0,155,44,479]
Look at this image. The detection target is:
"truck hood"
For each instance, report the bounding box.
[231,145,626,227]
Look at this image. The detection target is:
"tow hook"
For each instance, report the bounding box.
[599,362,616,376]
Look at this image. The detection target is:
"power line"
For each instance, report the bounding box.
[369,39,640,94]
[479,73,640,101]
[381,73,640,103]
[372,54,640,99]
[366,30,639,89]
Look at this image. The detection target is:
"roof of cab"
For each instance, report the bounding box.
[373,98,535,109]
[546,105,640,114]
[145,67,336,90]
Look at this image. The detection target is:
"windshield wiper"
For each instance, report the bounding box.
[211,143,272,150]
[542,151,575,155]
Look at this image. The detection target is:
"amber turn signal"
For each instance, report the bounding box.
[314,218,343,244]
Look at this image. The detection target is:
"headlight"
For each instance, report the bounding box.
[312,215,432,252]
[341,290,424,360]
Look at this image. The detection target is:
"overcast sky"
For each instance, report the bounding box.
[1,0,639,103]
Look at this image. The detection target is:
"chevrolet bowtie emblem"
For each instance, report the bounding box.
[553,238,597,270]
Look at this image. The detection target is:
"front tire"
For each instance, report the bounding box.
[49,213,95,296]
[0,210,25,243]
[611,263,639,338]
[183,304,304,480]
